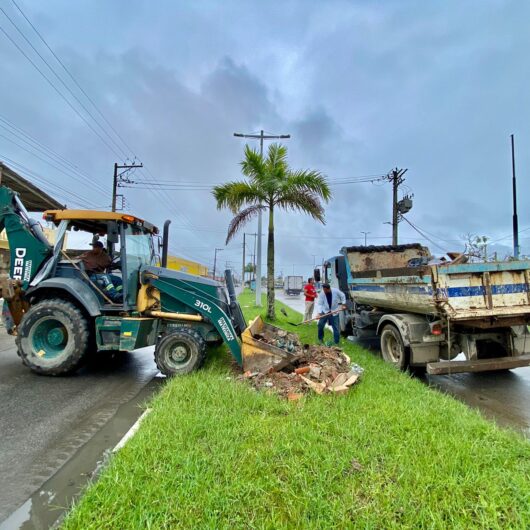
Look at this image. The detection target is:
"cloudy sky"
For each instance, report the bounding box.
[0,0,529,276]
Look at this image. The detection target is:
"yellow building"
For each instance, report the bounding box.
[166,255,209,277]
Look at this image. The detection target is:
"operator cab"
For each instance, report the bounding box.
[42,210,159,310]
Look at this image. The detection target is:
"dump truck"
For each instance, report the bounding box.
[0,185,295,376]
[323,244,530,374]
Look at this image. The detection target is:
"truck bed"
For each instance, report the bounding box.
[350,260,530,325]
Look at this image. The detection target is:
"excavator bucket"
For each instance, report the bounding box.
[241,316,301,373]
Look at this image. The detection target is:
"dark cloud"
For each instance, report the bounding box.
[1,0,529,275]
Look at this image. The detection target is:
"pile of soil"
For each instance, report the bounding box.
[241,343,364,400]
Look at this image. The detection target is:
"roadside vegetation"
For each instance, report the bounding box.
[63,291,530,529]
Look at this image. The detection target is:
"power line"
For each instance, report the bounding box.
[9,0,137,158]
[0,153,99,207]
[0,113,99,182]
[0,5,127,159]
[0,19,123,159]
[400,216,448,253]
[0,123,108,195]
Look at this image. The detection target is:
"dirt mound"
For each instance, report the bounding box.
[241,343,363,400]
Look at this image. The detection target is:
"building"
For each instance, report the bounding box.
[166,255,209,277]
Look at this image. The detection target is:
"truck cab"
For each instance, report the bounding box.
[35,209,159,312]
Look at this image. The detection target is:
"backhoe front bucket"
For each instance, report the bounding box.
[241,316,301,373]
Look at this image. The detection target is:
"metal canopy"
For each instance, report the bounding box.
[0,162,64,211]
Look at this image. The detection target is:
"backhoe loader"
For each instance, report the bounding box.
[0,185,294,376]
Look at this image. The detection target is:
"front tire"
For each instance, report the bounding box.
[16,299,90,375]
[154,329,206,377]
[380,324,409,371]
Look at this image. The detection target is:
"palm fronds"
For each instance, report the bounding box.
[212,181,266,213]
[225,204,267,244]
[275,190,326,223]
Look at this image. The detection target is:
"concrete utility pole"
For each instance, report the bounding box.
[386,168,408,245]
[112,162,143,212]
[361,231,370,246]
[511,134,520,259]
[213,248,223,279]
[233,130,290,306]
[241,233,246,287]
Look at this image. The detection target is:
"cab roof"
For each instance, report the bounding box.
[43,210,159,234]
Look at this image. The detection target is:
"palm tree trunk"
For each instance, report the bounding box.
[266,204,275,319]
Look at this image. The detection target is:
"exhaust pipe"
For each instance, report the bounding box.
[224,269,247,335]
[161,220,171,267]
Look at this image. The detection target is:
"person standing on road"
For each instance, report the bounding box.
[303,277,317,322]
[315,283,346,345]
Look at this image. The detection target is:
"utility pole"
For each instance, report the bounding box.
[242,233,246,288]
[112,162,143,212]
[234,130,290,306]
[213,248,223,279]
[386,168,408,245]
[361,231,370,246]
[511,134,520,259]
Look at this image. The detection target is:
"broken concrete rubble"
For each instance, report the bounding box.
[239,341,364,399]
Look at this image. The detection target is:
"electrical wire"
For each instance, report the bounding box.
[400,216,449,253]
[0,153,99,208]
[0,125,108,195]
[0,6,127,159]
[0,20,123,159]
[9,0,137,158]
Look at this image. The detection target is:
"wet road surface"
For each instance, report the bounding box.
[276,290,530,436]
[0,330,159,525]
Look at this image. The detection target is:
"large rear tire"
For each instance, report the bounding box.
[16,299,90,375]
[380,324,409,371]
[155,328,206,377]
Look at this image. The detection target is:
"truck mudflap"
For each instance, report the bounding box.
[426,354,530,375]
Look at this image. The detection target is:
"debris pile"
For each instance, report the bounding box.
[253,328,300,353]
[241,342,363,400]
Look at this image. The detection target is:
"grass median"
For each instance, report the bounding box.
[63,290,530,529]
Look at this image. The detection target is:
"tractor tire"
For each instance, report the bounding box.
[16,299,90,376]
[155,328,206,377]
[380,324,409,371]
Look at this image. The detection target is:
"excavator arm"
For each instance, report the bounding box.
[0,186,52,323]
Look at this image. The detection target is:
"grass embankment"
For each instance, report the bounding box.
[63,291,530,529]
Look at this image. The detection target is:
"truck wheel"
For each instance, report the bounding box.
[380,324,409,370]
[16,299,90,376]
[155,329,206,377]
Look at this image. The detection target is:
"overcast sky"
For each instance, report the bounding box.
[1,0,529,275]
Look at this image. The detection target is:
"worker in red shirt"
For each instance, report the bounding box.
[303,277,317,322]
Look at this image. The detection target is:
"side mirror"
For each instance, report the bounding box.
[314,268,321,282]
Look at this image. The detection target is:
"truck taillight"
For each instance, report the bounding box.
[430,323,443,335]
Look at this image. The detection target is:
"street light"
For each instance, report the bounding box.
[233,130,290,306]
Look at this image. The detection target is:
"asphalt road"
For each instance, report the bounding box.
[276,290,530,436]
[0,330,159,524]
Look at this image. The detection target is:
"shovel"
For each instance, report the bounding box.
[282,307,344,327]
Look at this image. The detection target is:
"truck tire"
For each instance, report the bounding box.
[380,324,409,371]
[154,328,206,377]
[16,299,90,376]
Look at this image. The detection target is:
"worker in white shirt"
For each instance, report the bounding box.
[315,283,347,345]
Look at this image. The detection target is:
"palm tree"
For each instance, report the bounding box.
[213,143,331,319]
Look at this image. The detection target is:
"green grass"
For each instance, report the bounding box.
[63,291,530,529]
